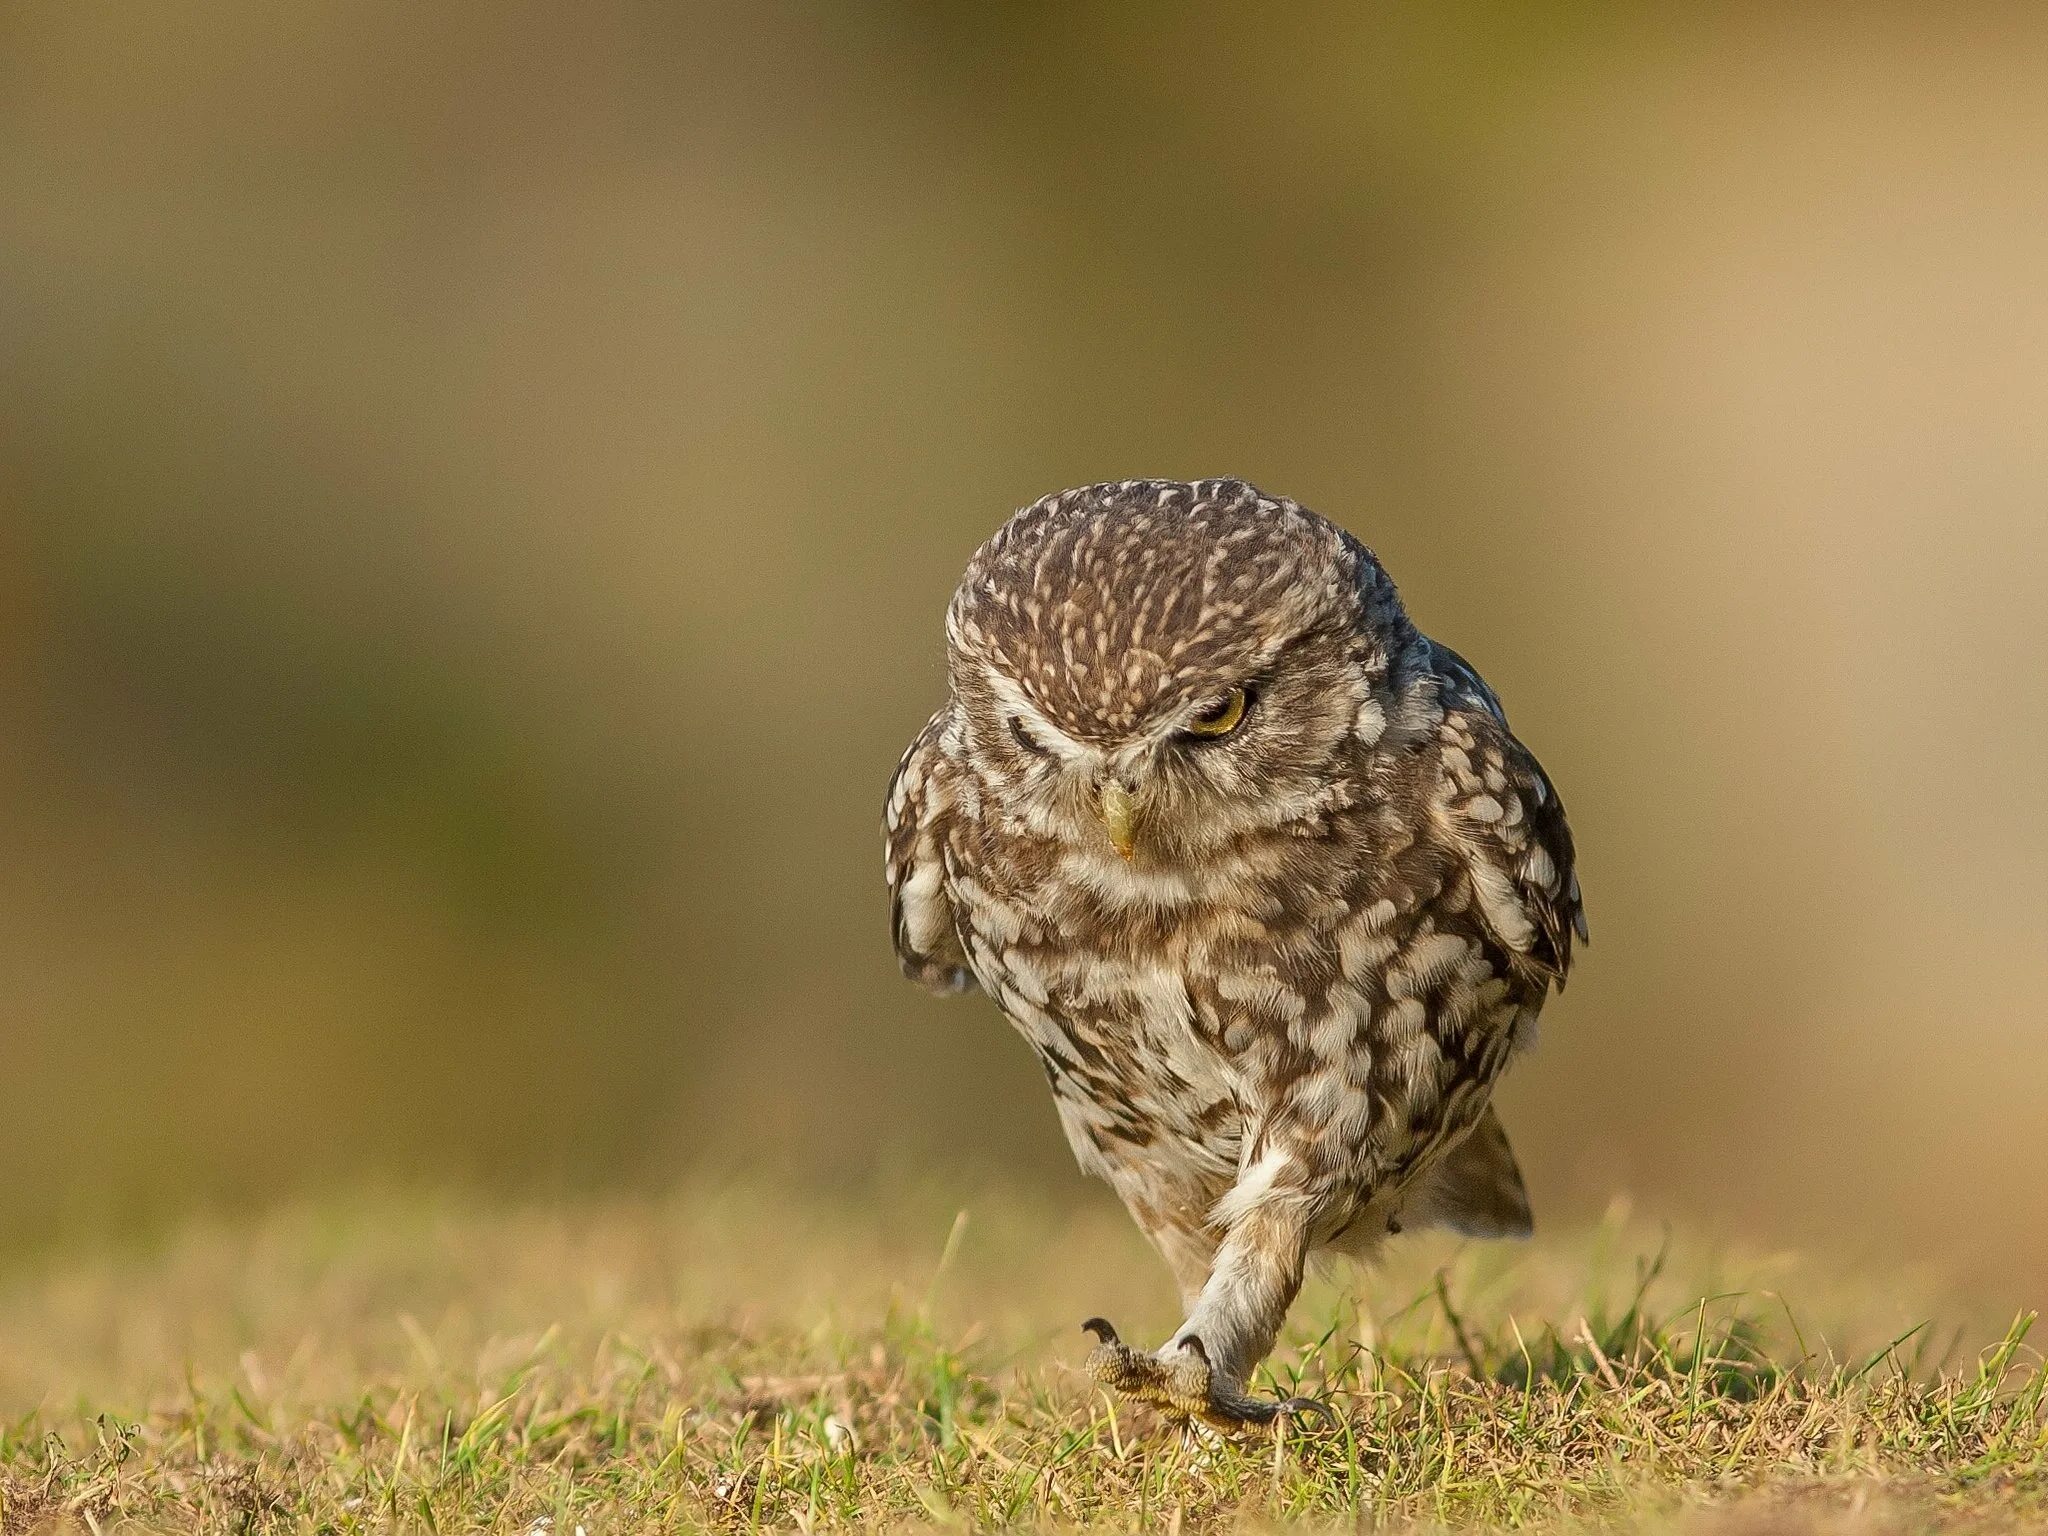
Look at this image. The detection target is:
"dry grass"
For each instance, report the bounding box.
[0,1182,2042,1533]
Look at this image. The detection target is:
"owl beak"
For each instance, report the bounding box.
[1097,781,1140,860]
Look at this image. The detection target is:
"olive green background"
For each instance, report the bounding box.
[4,6,2045,1305]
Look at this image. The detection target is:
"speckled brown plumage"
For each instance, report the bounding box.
[883,479,1584,1429]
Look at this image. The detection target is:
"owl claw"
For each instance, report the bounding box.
[1081,1319,1337,1434]
[1270,1394,1338,1428]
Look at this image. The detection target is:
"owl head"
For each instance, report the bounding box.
[945,479,1421,869]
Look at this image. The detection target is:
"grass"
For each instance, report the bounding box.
[0,1181,2042,1533]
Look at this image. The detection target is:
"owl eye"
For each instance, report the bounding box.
[1181,687,1251,740]
[1009,716,1051,756]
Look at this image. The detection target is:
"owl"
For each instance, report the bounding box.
[883,479,1583,1429]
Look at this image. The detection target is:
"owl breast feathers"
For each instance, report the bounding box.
[883,479,1584,1422]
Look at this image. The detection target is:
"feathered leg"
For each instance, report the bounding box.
[1085,1171,1332,1431]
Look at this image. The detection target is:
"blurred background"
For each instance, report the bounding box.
[3,6,2045,1303]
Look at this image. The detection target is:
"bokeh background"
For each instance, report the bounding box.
[4,6,2045,1305]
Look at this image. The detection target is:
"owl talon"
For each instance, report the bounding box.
[1082,1321,1336,1433]
[1272,1394,1338,1427]
[1083,1316,1173,1405]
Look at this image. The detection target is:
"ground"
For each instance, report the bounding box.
[0,1182,2041,1533]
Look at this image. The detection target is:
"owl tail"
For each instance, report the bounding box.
[1405,1105,1534,1239]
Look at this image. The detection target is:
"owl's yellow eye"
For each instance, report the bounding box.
[1182,687,1249,739]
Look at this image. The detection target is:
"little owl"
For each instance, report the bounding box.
[883,479,1583,1428]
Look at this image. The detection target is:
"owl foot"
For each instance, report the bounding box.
[1081,1318,1334,1433]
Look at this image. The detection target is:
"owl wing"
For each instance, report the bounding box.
[883,707,977,994]
[1403,1103,1535,1238]
[1426,643,1586,989]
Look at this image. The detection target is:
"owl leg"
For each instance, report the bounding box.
[1083,1194,1331,1431]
